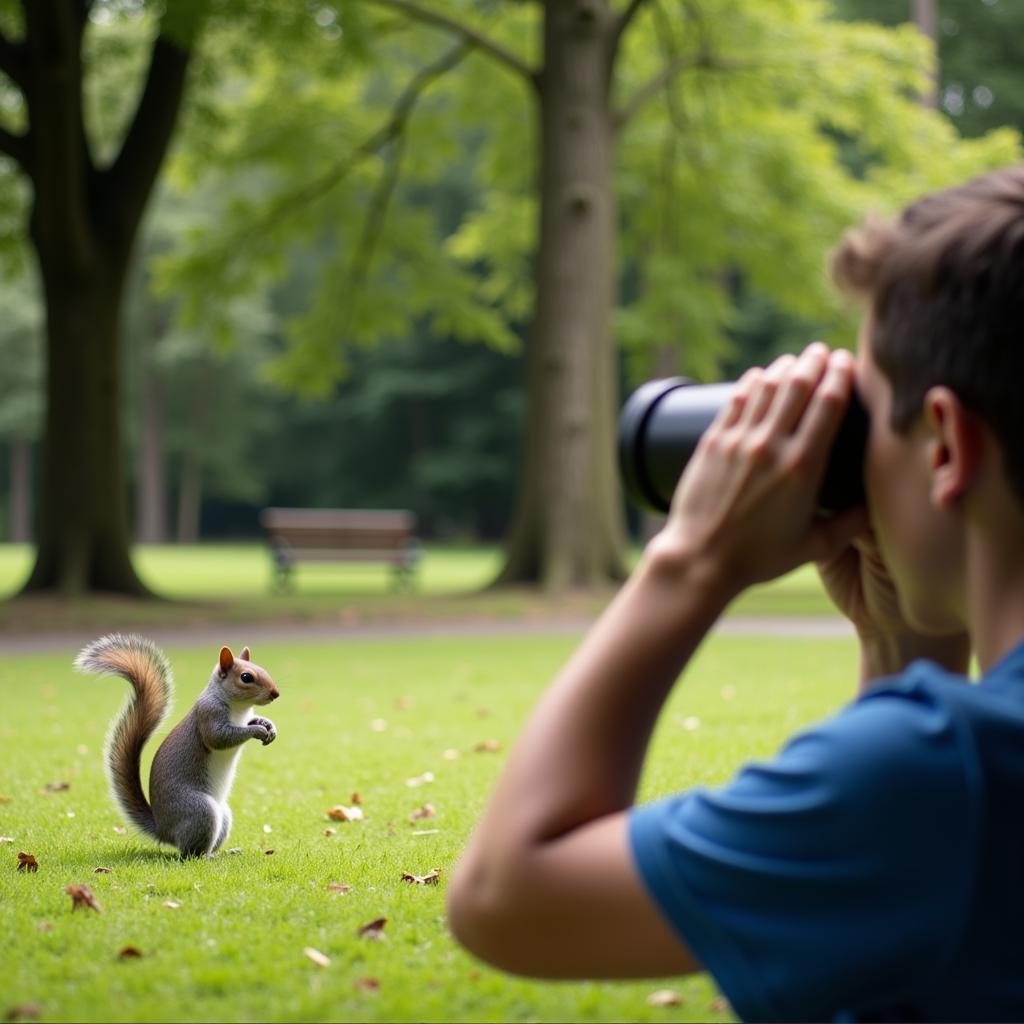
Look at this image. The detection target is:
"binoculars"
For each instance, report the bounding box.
[618,377,869,515]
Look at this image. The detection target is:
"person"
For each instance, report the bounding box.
[446,165,1024,1022]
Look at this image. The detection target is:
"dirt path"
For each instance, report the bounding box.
[0,615,854,654]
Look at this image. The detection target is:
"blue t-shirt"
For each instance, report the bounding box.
[630,641,1024,1022]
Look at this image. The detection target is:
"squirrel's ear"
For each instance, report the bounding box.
[240,646,251,662]
[219,646,234,675]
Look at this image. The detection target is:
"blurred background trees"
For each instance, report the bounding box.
[0,0,1020,594]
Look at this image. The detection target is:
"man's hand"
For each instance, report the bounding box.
[653,343,867,597]
[817,529,970,684]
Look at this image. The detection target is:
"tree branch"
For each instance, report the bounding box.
[101,33,193,245]
[216,40,471,257]
[614,50,745,128]
[611,0,650,60]
[363,0,536,84]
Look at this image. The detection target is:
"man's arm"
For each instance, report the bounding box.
[448,344,865,977]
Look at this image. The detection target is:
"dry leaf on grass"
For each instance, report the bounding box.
[41,781,70,794]
[350,792,362,805]
[264,849,275,855]
[0,795,11,804]
[326,805,363,822]
[326,882,352,895]
[473,740,503,753]
[4,1004,41,1021]
[356,917,387,941]
[304,947,331,967]
[65,884,102,912]
[442,749,459,760]
[162,901,181,910]
[16,852,38,873]
[92,867,112,874]
[408,804,435,822]
[0,837,13,844]
[405,772,434,788]
[112,826,127,835]
[354,976,380,993]
[646,989,682,1007]
[710,996,732,1014]
[401,869,441,886]
[117,946,143,960]
[36,923,53,933]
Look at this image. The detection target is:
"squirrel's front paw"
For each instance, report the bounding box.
[248,717,277,745]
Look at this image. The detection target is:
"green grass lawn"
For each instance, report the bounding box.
[0,543,837,635]
[1,631,860,1023]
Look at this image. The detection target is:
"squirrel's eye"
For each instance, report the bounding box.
[240,671,255,683]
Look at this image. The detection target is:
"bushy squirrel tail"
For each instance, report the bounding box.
[75,634,173,839]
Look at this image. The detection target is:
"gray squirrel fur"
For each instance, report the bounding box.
[75,633,280,858]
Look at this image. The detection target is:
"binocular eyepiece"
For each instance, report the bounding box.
[618,377,869,515]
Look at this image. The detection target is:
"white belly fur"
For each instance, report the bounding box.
[206,704,252,805]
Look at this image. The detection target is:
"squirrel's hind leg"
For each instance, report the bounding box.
[210,803,233,853]
[173,795,221,859]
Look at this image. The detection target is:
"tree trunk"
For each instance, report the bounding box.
[9,436,32,543]
[912,0,938,108]
[135,328,168,544]
[25,265,149,594]
[496,0,628,590]
[13,6,193,595]
[175,362,213,544]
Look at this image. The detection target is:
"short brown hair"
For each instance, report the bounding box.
[831,165,1024,500]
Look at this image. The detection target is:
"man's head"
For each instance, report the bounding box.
[831,165,1024,503]
[828,165,1024,642]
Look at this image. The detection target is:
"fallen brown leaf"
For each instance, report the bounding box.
[326,805,364,822]
[326,882,352,895]
[117,946,143,960]
[356,917,387,941]
[65,883,102,912]
[4,1004,41,1021]
[646,989,682,1007]
[351,791,362,805]
[0,795,10,804]
[16,852,38,873]
[323,828,337,837]
[304,947,331,967]
[92,866,112,874]
[473,740,503,753]
[36,923,53,933]
[41,781,70,795]
[408,804,436,822]
[710,996,732,1014]
[401,868,441,885]
[354,976,380,993]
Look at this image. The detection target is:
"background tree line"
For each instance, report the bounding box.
[0,0,1019,594]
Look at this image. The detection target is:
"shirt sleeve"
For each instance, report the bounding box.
[629,679,979,1023]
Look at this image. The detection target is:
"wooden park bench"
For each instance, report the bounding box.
[258,508,421,592]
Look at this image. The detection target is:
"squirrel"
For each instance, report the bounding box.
[75,634,280,859]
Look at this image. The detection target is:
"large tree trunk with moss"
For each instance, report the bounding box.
[496,0,628,590]
[6,4,196,595]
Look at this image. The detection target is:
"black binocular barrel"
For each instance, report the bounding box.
[618,377,868,515]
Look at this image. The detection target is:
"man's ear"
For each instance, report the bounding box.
[923,386,984,507]
[219,646,234,676]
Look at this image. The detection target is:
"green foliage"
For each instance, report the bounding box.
[1,631,858,1021]
[161,0,1020,405]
